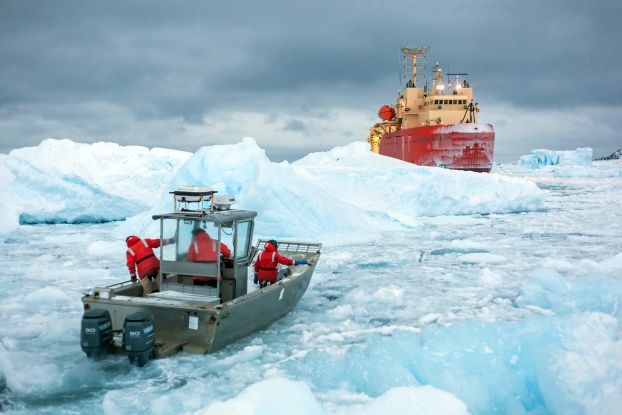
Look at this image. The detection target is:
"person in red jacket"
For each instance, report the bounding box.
[254,239,308,288]
[126,235,163,296]
[187,228,231,287]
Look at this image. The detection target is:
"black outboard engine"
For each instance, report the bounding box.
[81,308,113,358]
[123,312,155,367]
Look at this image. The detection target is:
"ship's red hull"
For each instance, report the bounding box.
[379,123,495,172]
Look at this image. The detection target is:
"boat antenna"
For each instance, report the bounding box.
[401,46,429,88]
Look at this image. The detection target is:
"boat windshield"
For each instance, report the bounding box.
[161,219,233,262]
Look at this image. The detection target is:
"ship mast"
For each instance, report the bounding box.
[401,46,429,88]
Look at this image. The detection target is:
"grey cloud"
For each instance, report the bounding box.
[282,119,307,133]
[1,0,621,159]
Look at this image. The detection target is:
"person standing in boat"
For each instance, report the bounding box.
[187,228,231,287]
[126,235,172,296]
[254,240,308,288]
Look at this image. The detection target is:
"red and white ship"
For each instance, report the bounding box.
[368,47,495,172]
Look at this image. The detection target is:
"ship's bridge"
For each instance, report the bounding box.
[396,50,479,128]
[399,79,475,128]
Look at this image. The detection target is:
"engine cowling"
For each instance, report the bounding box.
[123,312,155,367]
[81,308,113,358]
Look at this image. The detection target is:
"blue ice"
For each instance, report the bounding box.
[284,269,622,415]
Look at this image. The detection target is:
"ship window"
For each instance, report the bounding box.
[462,100,466,104]
[453,100,457,104]
[434,100,438,105]
[444,100,448,105]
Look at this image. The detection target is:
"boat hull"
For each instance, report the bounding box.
[81,262,317,356]
[379,123,495,172]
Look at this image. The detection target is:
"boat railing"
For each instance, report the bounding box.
[102,279,135,289]
[250,239,322,262]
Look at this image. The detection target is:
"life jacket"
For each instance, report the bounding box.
[254,241,293,283]
[188,232,231,281]
[188,232,219,262]
[126,236,161,279]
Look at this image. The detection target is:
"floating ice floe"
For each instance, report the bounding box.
[517,147,593,168]
[196,377,469,415]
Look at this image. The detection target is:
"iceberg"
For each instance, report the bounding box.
[517,147,593,168]
[0,139,191,237]
[294,142,544,220]
[119,139,544,240]
[1,138,544,241]
[116,138,384,242]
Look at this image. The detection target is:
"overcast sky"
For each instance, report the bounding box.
[1,0,620,162]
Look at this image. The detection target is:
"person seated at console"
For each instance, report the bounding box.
[187,228,231,287]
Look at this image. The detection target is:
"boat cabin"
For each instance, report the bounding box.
[151,186,257,303]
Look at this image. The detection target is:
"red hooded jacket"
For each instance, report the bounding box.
[188,230,231,281]
[254,241,293,283]
[126,236,161,279]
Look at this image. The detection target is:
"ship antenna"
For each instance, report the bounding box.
[401,46,429,88]
[397,50,403,90]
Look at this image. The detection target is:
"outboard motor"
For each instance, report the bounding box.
[122,312,155,367]
[81,308,113,358]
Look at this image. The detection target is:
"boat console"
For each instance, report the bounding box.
[151,186,257,302]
